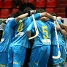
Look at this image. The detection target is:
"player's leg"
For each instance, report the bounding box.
[8,46,13,67]
[13,45,26,67]
[59,45,66,67]
[49,45,61,67]
[39,46,50,67]
[28,47,41,67]
[0,52,8,67]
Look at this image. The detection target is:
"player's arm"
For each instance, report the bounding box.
[26,23,33,38]
[52,17,67,36]
[26,22,34,39]
[15,13,28,22]
[60,23,67,32]
[39,17,49,21]
[15,10,37,22]
[30,10,56,20]
[15,10,36,22]
[55,21,67,36]
[57,16,67,34]
[27,31,32,38]
[15,10,56,22]
[59,28,67,36]
[56,22,67,36]
[45,12,56,21]
[39,12,56,21]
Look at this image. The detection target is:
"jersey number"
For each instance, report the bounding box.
[17,22,23,32]
[42,26,48,39]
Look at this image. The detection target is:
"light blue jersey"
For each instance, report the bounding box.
[27,20,55,48]
[0,18,16,52]
[50,19,66,66]
[8,13,41,67]
[10,13,40,48]
[0,18,16,67]
[27,19,55,67]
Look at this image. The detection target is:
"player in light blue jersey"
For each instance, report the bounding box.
[8,8,55,67]
[0,18,15,67]
[48,15,67,67]
[56,17,67,67]
[7,10,31,67]
[26,16,61,67]
[26,9,60,67]
[0,11,24,67]
[0,13,15,67]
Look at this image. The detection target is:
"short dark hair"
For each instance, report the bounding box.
[49,12,56,16]
[23,7,33,14]
[14,10,23,18]
[36,7,46,13]
[8,13,15,18]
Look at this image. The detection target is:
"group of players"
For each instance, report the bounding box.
[0,7,67,67]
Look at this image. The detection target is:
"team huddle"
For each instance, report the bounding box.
[0,8,67,67]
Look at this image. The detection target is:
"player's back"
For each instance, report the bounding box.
[11,13,40,48]
[11,17,33,48]
[29,20,54,48]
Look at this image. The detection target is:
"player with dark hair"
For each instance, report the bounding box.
[48,14,67,67]
[0,10,23,67]
[0,16,15,67]
[26,16,61,67]
[8,9,56,67]
[19,1,35,12]
[26,8,61,67]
